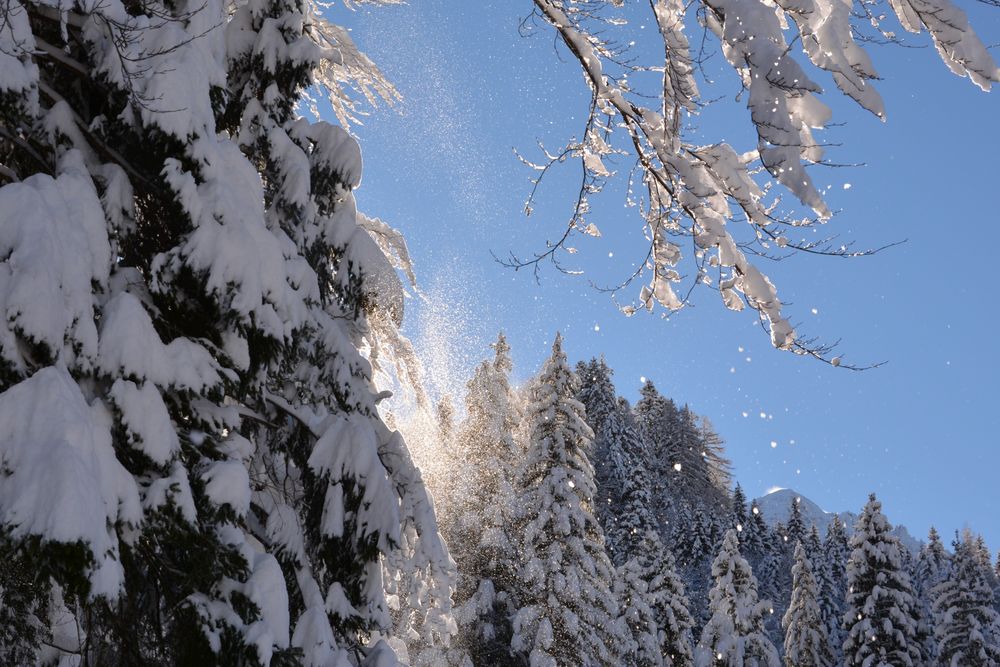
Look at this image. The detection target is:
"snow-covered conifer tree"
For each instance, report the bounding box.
[575,357,652,561]
[818,517,849,663]
[931,530,1000,665]
[0,0,452,661]
[803,526,839,663]
[617,554,663,667]
[695,529,780,667]
[603,399,657,564]
[575,356,619,438]
[785,496,807,548]
[782,542,834,667]
[743,501,770,565]
[447,333,524,666]
[634,380,681,512]
[731,484,748,532]
[509,334,625,665]
[913,526,952,661]
[841,495,921,666]
[618,530,696,667]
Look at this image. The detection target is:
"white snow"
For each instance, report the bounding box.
[0,367,141,599]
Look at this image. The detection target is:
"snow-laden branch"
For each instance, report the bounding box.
[521,0,997,364]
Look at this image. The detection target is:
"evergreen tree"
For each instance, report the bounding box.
[695,529,780,667]
[634,380,681,513]
[785,496,808,548]
[575,358,654,564]
[841,494,921,666]
[931,530,1000,665]
[618,530,697,667]
[743,501,771,565]
[804,526,823,565]
[0,0,452,661]
[782,542,834,667]
[819,517,849,664]
[604,399,658,564]
[913,526,952,661]
[509,334,625,665]
[448,333,523,666]
[732,484,749,533]
[804,526,839,664]
[575,356,619,439]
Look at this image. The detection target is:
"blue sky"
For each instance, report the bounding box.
[337,1,999,552]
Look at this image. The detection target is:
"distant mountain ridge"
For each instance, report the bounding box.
[753,488,923,554]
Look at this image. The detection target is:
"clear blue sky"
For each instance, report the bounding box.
[337,1,999,553]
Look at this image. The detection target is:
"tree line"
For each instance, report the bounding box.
[417,333,1000,666]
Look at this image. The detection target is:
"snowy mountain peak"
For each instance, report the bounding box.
[753,488,922,553]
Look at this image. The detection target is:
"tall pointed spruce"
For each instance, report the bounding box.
[619,530,696,667]
[782,542,834,667]
[509,333,625,666]
[841,494,921,666]
[913,526,952,661]
[695,529,780,667]
[448,333,523,666]
[931,530,1000,665]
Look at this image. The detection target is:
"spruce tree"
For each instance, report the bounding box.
[604,399,658,564]
[785,496,807,548]
[575,356,619,438]
[0,0,452,661]
[782,542,834,667]
[914,526,952,661]
[635,380,681,514]
[509,334,625,665]
[617,555,664,667]
[804,526,841,664]
[448,333,523,666]
[617,529,697,666]
[698,417,733,496]
[823,518,850,619]
[841,494,921,666]
[732,485,749,532]
[931,530,1000,665]
[575,357,653,563]
[743,501,771,565]
[695,529,780,667]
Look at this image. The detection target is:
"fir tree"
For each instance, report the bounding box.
[785,496,807,548]
[743,501,771,565]
[695,529,780,667]
[0,0,452,661]
[575,356,619,438]
[732,484,749,533]
[841,494,921,666]
[931,530,1000,665]
[509,334,625,665]
[447,333,523,666]
[913,526,952,661]
[575,358,653,563]
[634,380,682,514]
[604,399,658,564]
[619,530,697,667]
[617,556,664,667]
[782,542,834,667]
